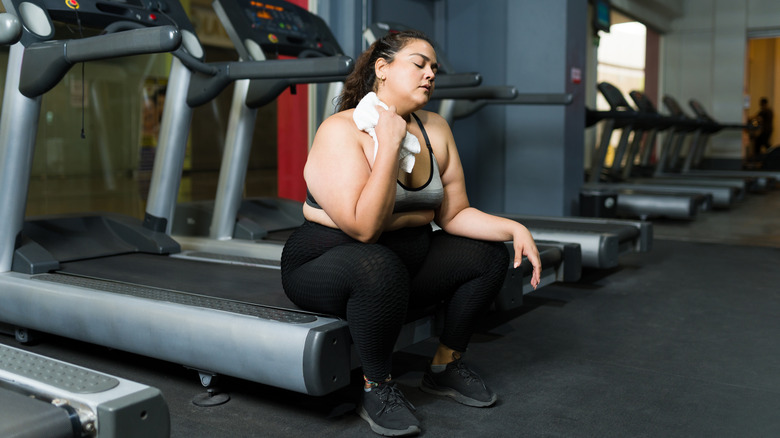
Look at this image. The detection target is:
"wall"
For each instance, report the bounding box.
[660,0,780,160]
[442,0,509,213]
[442,0,587,216]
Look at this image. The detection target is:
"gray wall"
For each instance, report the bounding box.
[442,0,586,216]
[443,0,509,214]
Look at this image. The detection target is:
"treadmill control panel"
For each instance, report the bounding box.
[213,0,342,59]
[4,0,196,45]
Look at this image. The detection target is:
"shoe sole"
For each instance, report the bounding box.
[420,383,498,407]
[357,405,421,437]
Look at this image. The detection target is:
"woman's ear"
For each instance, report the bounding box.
[374,58,388,82]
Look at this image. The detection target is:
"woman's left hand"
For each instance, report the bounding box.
[512,226,541,289]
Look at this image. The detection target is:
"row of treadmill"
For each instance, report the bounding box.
[586,81,779,220]
[8,0,766,436]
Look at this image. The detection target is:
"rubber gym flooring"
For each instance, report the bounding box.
[1,188,779,437]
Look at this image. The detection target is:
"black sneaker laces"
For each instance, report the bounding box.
[374,382,416,416]
[451,359,481,384]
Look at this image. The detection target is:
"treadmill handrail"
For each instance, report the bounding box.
[19,26,181,98]
[239,71,481,111]
[245,75,345,109]
[432,85,518,101]
[451,91,574,120]
[434,72,482,89]
[186,56,354,107]
[0,13,20,45]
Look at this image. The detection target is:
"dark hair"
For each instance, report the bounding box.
[336,29,434,112]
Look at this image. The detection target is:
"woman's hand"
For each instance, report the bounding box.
[373,105,407,159]
[511,224,542,289]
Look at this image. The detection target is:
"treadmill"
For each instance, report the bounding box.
[0,12,169,438]
[167,0,571,311]
[173,1,484,246]
[171,0,480,247]
[585,105,712,219]
[365,21,652,270]
[627,91,774,191]
[0,0,375,397]
[585,82,742,210]
[665,96,776,190]
[0,341,170,438]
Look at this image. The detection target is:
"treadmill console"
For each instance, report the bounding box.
[662,95,685,117]
[213,0,342,60]
[3,0,196,47]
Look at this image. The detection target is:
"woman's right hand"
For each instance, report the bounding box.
[373,105,407,160]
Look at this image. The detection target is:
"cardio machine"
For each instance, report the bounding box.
[0,0,364,397]
[0,11,169,438]
[661,95,776,190]
[588,82,749,210]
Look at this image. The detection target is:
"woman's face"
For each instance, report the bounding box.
[376,39,438,113]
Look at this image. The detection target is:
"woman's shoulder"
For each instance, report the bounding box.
[412,110,454,145]
[310,109,368,157]
[412,109,447,126]
[314,110,360,139]
[322,109,357,128]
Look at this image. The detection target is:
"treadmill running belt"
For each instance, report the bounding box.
[58,253,300,311]
[36,273,317,323]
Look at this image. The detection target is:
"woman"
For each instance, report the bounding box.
[281,29,541,436]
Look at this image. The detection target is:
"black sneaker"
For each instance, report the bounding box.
[357,381,421,436]
[420,358,497,407]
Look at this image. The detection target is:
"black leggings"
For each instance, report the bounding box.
[281,221,509,382]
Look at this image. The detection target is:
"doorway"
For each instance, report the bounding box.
[745,36,780,159]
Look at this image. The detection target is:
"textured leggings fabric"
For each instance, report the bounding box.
[280,220,509,382]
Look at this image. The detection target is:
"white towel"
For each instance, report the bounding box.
[353,92,420,173]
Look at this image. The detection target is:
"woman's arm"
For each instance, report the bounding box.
[428,113,542,288]
[441,207,541,288]
[304,204,434,232]
[304,107,407,243]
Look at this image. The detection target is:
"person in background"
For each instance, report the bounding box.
[751,97,774,158]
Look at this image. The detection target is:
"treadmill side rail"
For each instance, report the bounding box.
[0,272,350,396]
[0,343,170,438]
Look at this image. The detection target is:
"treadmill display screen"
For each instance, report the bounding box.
[216,0,341,57]
[244,1,306,38]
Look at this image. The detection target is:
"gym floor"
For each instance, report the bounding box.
[1,187,779,437]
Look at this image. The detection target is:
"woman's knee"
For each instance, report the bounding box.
[435,232,509,274]
[478,240,509,264]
